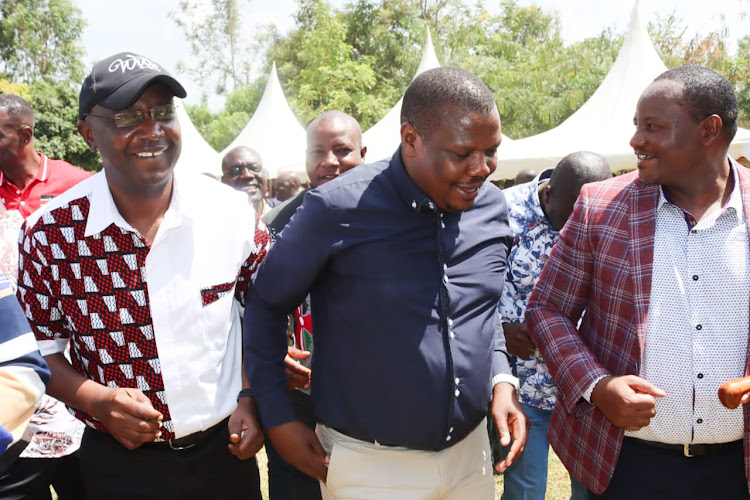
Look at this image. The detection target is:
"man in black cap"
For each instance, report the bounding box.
[16,52,269,499]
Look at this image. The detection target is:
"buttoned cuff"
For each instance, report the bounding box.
[491,373,519,392]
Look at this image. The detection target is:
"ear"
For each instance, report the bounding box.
[77,120,98,152]
[400,122,421,158]
[18,125,34,146]
[359,145,367,163]
[700,114,723,146]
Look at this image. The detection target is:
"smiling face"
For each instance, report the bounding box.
[402,104,501,213]
[221,147,267,203]
[630,79,705,187]
[77,83,181,197]
[305,114,366,188]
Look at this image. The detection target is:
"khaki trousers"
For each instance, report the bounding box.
[317,418,494,500]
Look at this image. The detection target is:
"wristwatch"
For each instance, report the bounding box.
[237,388,255,402]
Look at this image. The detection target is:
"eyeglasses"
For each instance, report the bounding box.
[86,104,177,128]
[227,165,264,177]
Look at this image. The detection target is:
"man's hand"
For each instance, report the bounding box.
[502,323,536,359]
[284,347,312,391]
[591,375,666,430]
[491,382,528,473]
[267,420,328,482]
[228,396,264,460]
[89,387,163,450]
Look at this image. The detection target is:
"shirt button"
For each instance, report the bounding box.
[692,275,699,281]
[696,418,703,424]
[443,275,450,284]
[20,201,25,206]
[449,331,456,339]
[412,201,417,208]
[443,264,447,271]
[696,324,702,331]
[448,319,453,327]
[455,389,460,397]
[455,378,460,385]
[441,222,445,229]
[446,435,452,442]
[697,373,704,379]
[428,202,434,209]
[16,189,21,194]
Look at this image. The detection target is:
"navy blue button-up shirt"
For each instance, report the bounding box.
[244,149,513,451]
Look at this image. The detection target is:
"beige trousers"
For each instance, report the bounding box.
[316,418,494,500]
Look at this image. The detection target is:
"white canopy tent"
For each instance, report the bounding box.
[361,29,442,163]
[220,62,308,179]
[490,0,750,180]
[174,98,222,178]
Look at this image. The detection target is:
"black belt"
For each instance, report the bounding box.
[146,417,229,451]
[626,437,743,458]
[332,426,399,447]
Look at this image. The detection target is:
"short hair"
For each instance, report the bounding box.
[307,110,363,146]
[401,67,497,140]
[0,94,35,128]
[549,151,611,196]
[654,65,738,141]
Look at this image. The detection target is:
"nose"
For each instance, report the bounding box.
[138,114,165,141]
[467,152,494,177]
[320,150,340,171]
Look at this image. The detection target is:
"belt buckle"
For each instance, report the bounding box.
[683,444,693,458]
[168,438,196,451]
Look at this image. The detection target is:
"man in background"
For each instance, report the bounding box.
[268,171,301,208]
[497,151,611,500]
[0,95,90,219]
[261,109,366,500]
[222,145,271,217]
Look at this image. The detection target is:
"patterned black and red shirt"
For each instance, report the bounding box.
[18,171,270,440]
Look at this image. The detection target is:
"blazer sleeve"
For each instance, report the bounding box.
[526,186,611,416]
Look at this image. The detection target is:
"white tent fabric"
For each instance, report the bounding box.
[362,29,442,163]
[174,98,222,178]
[491,0,750,180]
[220,62,308,179]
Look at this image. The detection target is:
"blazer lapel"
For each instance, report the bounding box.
[629,179,659,356]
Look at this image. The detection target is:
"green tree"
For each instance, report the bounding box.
[0,0,85,83]
[171,0,268,96]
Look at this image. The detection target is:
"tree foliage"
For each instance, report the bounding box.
[0,0,85,83]
[0,0,97,170]
[181,0,750,149]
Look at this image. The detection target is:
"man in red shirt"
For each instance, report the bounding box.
[0,94,90,218]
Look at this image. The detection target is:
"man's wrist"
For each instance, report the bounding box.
[491,373,519,392]
[237,387,255,403]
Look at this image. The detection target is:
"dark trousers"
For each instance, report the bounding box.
[591,437,750,500]
[265,390,322,500]
[0,451,85,500]
[78,424,261,500]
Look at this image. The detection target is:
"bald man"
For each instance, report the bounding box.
[269,172,301,207]
[260,110,366,500]
[222,146,271,216]
[497,151,611,500]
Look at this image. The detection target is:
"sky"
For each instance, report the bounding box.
[73,0,749,109]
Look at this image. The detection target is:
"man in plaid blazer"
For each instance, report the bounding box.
[527,65,750,498]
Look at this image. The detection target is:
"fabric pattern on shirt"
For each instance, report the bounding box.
[627,179,749,445]
[17,196,173,436]
[499,171,558,410]
[17,190,270,440]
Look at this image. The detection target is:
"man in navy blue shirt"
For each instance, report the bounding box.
[245,67,527,499]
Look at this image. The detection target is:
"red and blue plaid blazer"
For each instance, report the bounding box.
[527,159,750,494]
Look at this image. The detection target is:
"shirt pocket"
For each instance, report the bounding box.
[200,280,237,351]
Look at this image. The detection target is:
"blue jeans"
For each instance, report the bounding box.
[498,403,587,500]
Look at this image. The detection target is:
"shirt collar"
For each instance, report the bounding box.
[84,168,190,238]
[0,153,48,187]
[389,146,437,213]
[657,159,743,220]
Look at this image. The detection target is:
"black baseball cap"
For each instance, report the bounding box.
[78,52,187,121]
